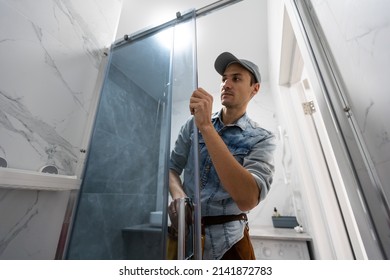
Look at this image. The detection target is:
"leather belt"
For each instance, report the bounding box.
[201,213,247,226]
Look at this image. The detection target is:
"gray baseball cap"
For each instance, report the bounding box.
[214,52,261,83]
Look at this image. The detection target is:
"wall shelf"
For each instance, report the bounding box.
[0,167,81,191]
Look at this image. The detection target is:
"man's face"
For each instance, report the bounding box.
[220,63,259,109]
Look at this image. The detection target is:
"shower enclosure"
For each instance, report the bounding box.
[65,11,198,259]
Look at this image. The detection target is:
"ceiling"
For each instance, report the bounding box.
[114,0,269,100]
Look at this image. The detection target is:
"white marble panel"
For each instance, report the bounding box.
[0,189,70,259]
[0,0,122,175]
[0,0,123,260]
[2,0,121,56]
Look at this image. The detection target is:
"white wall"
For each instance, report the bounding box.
[0,0,123,259]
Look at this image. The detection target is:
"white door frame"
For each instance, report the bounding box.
[276,2,365,259]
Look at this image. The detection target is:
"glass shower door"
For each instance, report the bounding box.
[65,11,198,260]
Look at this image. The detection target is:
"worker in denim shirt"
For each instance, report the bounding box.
[169,52,276,260]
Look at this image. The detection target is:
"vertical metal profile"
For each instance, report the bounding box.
[177,198,186,260]
[189,10,203,260]
[161,29,174,260]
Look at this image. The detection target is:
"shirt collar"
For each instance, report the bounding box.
[212,109,249,130]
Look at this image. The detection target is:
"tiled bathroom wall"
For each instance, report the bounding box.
[0,0,123,259]
[0,0,122,174]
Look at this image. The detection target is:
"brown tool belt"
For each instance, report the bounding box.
[201,213,247,226]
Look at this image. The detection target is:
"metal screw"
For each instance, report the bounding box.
[343,106,351,112]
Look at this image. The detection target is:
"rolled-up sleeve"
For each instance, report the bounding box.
[244,133,276,202]
[169,117,193,175]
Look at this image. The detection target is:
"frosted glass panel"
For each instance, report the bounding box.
[309,2,390,194]
[308,0,390,258]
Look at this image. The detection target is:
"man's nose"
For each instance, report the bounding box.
[222,79,231,89]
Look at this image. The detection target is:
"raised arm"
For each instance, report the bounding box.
[189,88,260,211]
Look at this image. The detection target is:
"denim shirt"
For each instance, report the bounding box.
[170,110,276,259]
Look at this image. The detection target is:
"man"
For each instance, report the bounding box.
[169,52,276,259]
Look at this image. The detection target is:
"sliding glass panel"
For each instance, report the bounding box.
[65,26,174,260]
[65,9,198,260]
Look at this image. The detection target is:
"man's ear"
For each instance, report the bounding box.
[251,83,260,98]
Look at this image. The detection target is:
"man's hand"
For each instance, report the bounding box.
[189,88,213,131]
[168,198,193,234]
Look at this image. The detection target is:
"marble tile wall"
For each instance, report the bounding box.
[0,189,71,259]
[0,0,123,259]
[0,0,122,175]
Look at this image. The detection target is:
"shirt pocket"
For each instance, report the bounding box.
[230,147,249,165]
